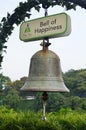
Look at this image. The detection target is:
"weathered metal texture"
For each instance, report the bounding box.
[21,48,69,92]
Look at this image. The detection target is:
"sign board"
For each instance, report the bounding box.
[20,13,71,42]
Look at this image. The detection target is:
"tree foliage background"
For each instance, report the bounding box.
[0,69,86,112]
[0,0,86,67]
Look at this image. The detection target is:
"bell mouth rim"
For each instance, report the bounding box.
[20,89,70,92]
[20,80,70,92]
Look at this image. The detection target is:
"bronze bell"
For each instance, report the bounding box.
[21,43,69,92]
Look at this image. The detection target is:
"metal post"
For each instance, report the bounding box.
[42,92,48,120]
[42,100,47,120]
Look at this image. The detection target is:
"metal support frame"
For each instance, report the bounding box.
[41,6,51,50]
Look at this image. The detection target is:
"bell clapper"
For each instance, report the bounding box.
[42,92,48,120]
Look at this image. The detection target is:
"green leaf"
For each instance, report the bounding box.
[1,17,6,23]
[25,13,31,18]
[34,5,41,12]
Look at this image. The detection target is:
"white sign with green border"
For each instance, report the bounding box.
[20,13,71,42]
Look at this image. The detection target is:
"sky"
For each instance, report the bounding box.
[0,0,86,81]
